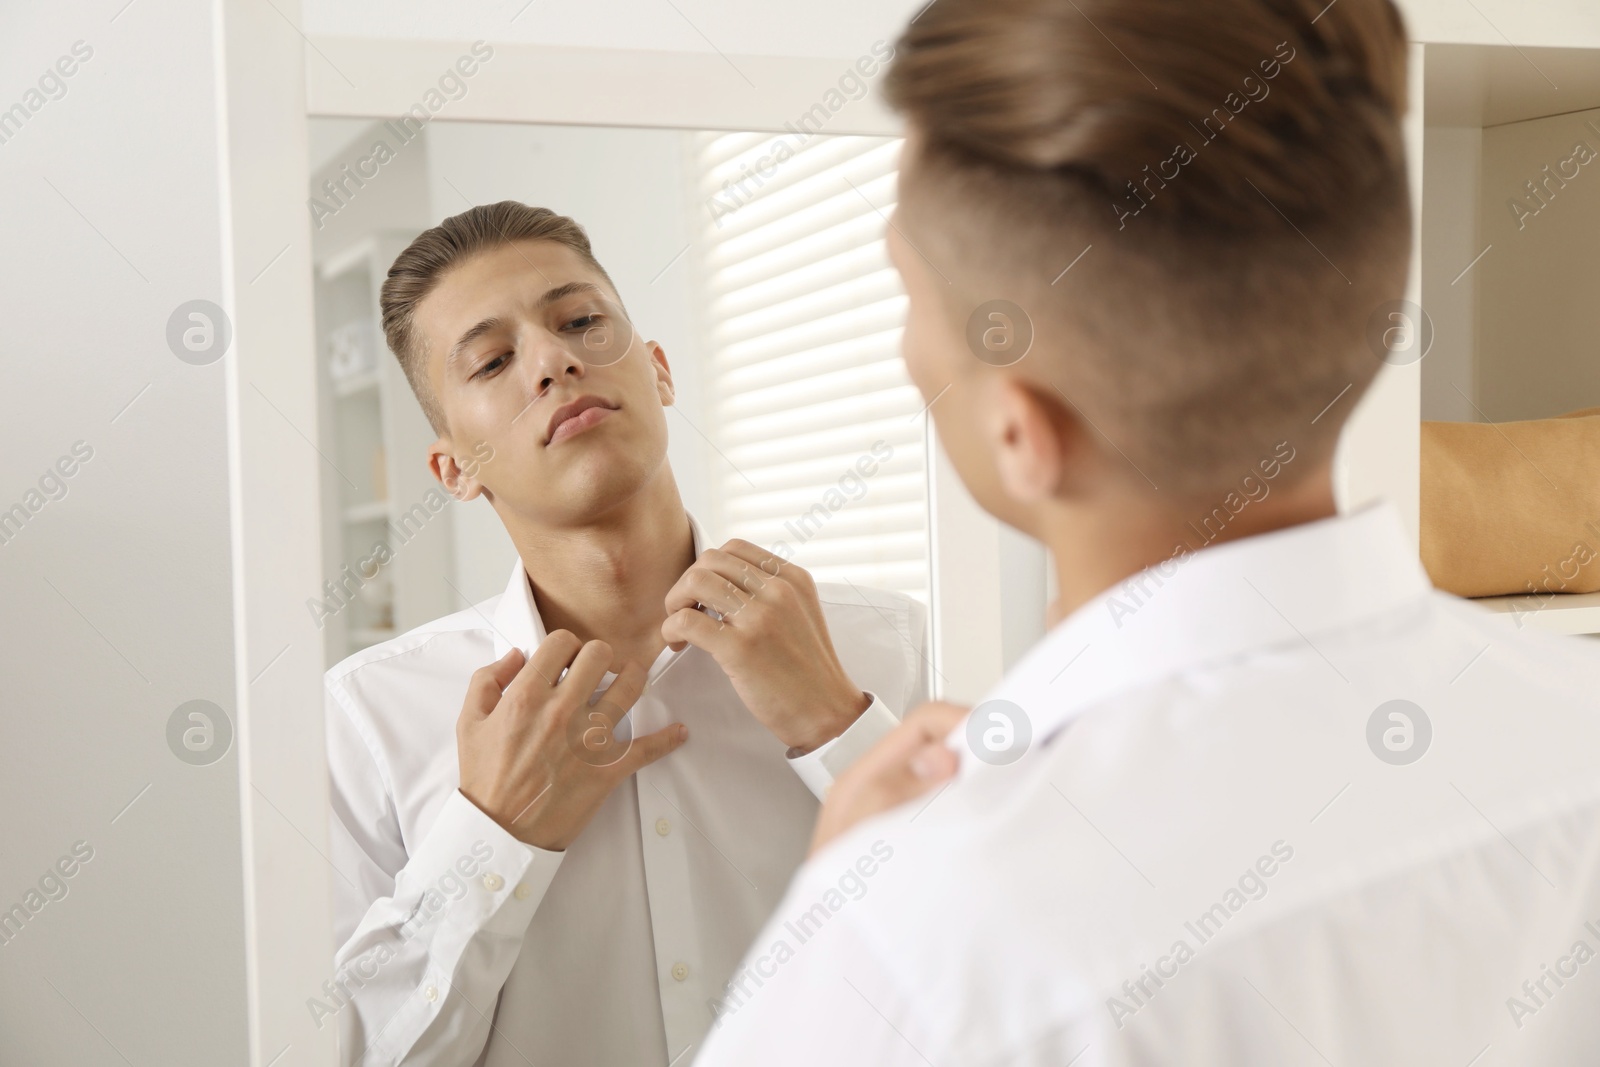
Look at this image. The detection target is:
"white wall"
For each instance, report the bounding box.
[0,3,250,1063]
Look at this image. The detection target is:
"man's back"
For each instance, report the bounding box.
[698,505,1600,1066]
[688,0,1598,1059]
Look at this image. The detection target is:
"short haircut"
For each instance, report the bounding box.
[379,201,619,436]
[883,0,1412,495]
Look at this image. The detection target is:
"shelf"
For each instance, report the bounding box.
[1425,44,1600,129]
[343,499,390,524]
[1473,591,1600,635]
[317,229,420,282]
[331,369,379,399]
[317,237,379,282]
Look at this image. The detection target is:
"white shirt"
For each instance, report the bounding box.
[324,515,928,1066]
[696,503,1600,1067]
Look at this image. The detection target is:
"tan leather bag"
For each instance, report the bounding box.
[1420,407,1600,598]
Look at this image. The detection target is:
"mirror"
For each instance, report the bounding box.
[304,118,931,665]
[300,115,975,1063]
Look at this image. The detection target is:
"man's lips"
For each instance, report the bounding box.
[545,395,618,445]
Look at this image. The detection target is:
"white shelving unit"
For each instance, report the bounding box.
[1475,591,1600,635]
[313,231,458,664]
[1415,42,1600,637]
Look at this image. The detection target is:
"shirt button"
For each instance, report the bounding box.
[482,873,504,892]
[513,882,532,900]
[655,818,671,836]
[424,985,439,1002]
[671,962,689,982]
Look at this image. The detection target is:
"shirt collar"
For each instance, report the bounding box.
[975,502,1433,761]
[489,511,709,661]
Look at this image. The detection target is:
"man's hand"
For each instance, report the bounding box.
[661,539,870,754]
[809,701,966,856]
[457,632,689,852]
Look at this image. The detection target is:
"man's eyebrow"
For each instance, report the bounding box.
[535,280,603,309]
[446,317,507,368]
[444,282,606,368]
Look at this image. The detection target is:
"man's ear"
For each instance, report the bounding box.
[986,378,1077,505]
[649,341,676,407]
[428,436,489,502]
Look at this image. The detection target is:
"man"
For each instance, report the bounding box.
[323,202,927,1065]
[696,0,1600,1064]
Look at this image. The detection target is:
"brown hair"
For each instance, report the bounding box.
[884,0,1412,495]
[379,201,619,435]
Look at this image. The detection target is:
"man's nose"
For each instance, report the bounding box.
[521,331,587,396]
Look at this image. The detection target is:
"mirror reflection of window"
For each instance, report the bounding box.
[694,132,929,604]
[305,119,930,668]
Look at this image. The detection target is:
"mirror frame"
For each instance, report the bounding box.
[238,31,1025,1067]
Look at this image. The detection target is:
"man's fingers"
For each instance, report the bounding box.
[522,629,584,692]
[829,703,968,809]
[664,564,749,618]
[460,647,526,721]
[593,660,648,726]
[718,539,789,580]
[851,706,956,775]
[878,706,967,796]
[690,547,775,598]
[662,565,719,617]
[809,728,957,857]
[616,722,689,776]
[905,701,969,742]
[908,739,960,781]
[661,605,729,654]
[561,639,615,700]
[875,740,956,807]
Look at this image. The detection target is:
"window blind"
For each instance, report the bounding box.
[693,132,930,605]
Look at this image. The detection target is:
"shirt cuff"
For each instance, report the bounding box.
[403,789,566,934]
[787,692,899,800]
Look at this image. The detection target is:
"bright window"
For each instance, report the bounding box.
[692,132,930,604]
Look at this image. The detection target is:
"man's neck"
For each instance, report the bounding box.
[504,471,696,670]
[1042,464,1339,628]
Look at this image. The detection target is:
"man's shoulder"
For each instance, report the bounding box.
[324,595,503,697]
[813,582,926,630]
[762,590,1600,1059]
[807,583,928,706]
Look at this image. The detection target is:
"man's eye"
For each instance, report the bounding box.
[563,314,602,332]
[473,354,509,379]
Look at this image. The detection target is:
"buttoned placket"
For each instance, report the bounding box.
[484,514,746,1055]
[628,641,709,1059]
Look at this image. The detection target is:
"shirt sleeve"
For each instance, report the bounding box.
[786,693,900,799]
[325,676,565,1066]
